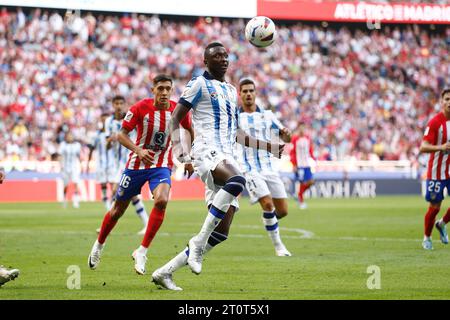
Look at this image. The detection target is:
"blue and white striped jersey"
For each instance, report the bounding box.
[179,71,239,155]
[59,141,81,172]
[237,106,285,174]
[104,115,134,169]
[92,130,114,172]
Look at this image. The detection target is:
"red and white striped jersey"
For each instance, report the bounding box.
[122,98,191,170]
[290,134,315,168]
[423,112,450,180]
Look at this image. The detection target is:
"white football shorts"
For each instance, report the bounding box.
[244,171,288,204]
[191,142,240,211]
[62,167,81,186]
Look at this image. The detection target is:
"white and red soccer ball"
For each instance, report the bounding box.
[245,16,276,48]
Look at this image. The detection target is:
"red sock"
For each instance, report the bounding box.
[141,207,165,248]
[97,211,118,244]
[443,208,450,224]
[298,183,310,202]
[424,206,440,237]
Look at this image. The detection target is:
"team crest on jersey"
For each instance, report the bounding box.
[124,111,134,122]
[210,91,218,100]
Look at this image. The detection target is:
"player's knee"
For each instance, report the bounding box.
[223,175,246,197]
[430,202,441,210]
[110,203,126,220]
[260,199,274,212]
[154,198,168,211]
[276,210,288,219]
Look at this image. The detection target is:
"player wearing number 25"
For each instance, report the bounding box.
[420,88,450,250]
[88,74,194,274]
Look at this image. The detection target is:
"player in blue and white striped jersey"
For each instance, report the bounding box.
[237,78,292,257]
[151,42,285,290]
[58,132,82,208]
[104,95,148,234]
[87,113,116,210]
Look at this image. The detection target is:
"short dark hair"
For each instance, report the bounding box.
[239,78,256,91]
[441,88,450,99]
[112,95,125,103]
[153,74,173,86]
[204,42,225,59]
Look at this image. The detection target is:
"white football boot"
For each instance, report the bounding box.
[132,249,147,275]
[0,266,20,287]
[187,237,204,275]
[152,268,182,291]
[88,241,104,269]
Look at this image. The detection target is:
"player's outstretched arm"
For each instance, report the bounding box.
[170,103,192,163]
[420,140,450,154]
[236,128,285,158]
[117,128,153,165]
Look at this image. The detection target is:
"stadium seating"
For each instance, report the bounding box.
[0,8,448,166]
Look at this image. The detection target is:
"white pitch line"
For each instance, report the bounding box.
[0,227,420,242]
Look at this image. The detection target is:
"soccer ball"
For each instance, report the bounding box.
[245,16,276,48]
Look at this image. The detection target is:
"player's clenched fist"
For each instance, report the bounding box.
[137,148,154,165]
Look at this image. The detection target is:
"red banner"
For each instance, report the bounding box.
[0,179,205,203]
[257,1,450,24]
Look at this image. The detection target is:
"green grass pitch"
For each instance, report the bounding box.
[1,196,450,300]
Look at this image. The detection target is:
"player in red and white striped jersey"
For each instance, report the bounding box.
[420,88,450,250]
[290,123,316,209]
[88,75,194,274]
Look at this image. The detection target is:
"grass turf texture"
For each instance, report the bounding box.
[0,196,449,300]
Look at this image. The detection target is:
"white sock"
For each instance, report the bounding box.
[194,212,223,246]
[161,243,216,274]
[133,199,149,227]
[94,239,104,250]
[73,193,80,207]
[424,235,431,241]
[137,245,147,255]
[263,210,283,247]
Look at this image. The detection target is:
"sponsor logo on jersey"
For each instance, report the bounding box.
[124,111,134,122]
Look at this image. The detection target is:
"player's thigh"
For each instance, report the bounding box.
[192,144,241,186]
[425,179,446,203]
[212,158,242,186]
[245,173,270,205]
[148,168,172,205]
[265,174,288,200]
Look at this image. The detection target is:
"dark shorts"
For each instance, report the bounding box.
[115,167,172,201]
[296,167,313,183]
[425,179,450,203]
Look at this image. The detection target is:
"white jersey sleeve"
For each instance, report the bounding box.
[179,77,203,109]
[104,116,113,137]
[268,111,284,130]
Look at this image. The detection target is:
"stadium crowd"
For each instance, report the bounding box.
[0,8,449,166]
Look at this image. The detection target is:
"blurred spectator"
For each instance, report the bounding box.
[0,8,449,165]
